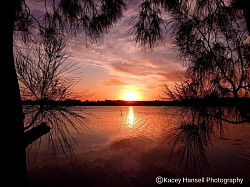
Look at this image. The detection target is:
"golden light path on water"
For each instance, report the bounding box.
[26,106,250,187]
[127,106,135,128]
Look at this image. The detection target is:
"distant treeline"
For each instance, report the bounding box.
[22,99,175,106]
[22,97,250,107]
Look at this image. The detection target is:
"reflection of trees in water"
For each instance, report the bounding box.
[168,106,250,174]
[15,32,88,161]
[24,105,86,160]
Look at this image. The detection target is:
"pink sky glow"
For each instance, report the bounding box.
[28,1,186,101]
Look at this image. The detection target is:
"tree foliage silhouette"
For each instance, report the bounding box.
[162,0,250,99]
[14,29,87,158]
[2,1,250,186]
[3,0,127,186]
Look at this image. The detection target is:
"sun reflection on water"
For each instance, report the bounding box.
[127,107,135,128]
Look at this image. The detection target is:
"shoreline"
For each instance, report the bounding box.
[22,97,250,107]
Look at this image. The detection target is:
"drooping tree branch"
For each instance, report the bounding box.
[24,122,51,147]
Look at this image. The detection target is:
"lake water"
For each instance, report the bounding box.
[26,106,250,187]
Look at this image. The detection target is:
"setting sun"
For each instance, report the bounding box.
[124,91,139,101]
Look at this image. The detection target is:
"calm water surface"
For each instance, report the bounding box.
[27,106,250,187]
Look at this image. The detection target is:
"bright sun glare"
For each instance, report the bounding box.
[124,91,139,101]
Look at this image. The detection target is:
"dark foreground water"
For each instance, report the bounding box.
[26,106,250,187]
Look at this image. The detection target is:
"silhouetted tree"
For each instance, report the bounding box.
[128,0,250,99]
[231,0,250,35]
[3,0,126,186]
[1,2,27,186]
[169,108,214,173]
[129,0,250,49]
[162,74,224,101]
[14,29,87,157]
[15,29,78,102]
[168,105,250,174]
[167,103,250,175]
[162,0,250,99]
[2,1,250,186]
[187,2,249,98]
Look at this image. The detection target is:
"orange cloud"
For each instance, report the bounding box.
[158,70,186,82]
[102,78,128,86]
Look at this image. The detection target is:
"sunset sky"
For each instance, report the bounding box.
[29,1,186,101]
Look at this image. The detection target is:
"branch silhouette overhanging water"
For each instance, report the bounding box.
[167,105,250,174]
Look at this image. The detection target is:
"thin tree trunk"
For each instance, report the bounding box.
[1,1,27,186]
